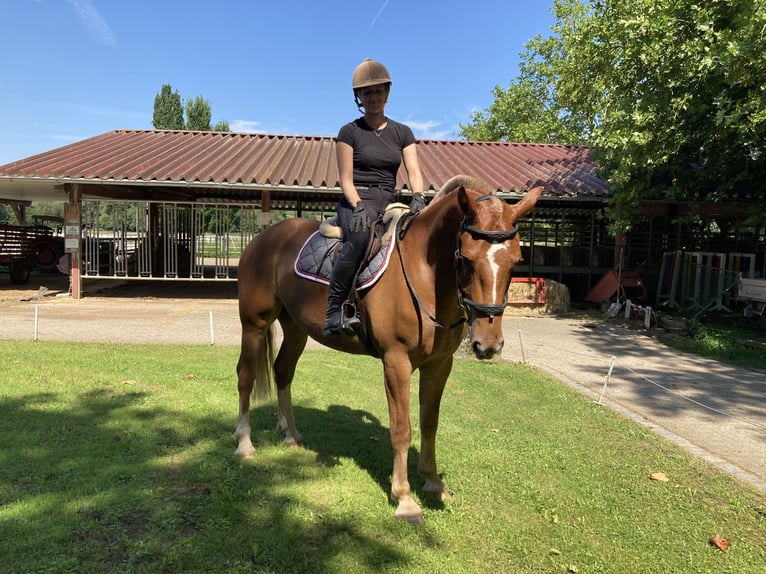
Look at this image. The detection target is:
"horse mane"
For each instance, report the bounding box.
[430,175,496,203]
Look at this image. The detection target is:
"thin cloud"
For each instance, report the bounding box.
[405,119,453,140]
[67,0,117,47]
[230,120,262,133]
[369,0,390,29]
[50,134,83,142]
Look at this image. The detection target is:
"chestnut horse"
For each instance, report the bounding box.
[235,175,542,524]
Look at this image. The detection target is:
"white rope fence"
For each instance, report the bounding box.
[22,303,766,434]
[513,327,766,432]
[619,362,766,431]
[27,304,222,346]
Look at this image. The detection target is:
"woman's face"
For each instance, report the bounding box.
[358,84,389,112]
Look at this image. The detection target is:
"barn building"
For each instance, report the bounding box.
[1,129,762,306]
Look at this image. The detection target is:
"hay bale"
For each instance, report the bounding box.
[543,280,570,314]
[506,278,570,315]
[508,280,543,304]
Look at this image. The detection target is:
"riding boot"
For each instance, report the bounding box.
[323,242,362,336]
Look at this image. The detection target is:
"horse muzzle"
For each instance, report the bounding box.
[471,336,503,360]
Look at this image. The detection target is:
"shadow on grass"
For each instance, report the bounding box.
[0,388,430,573]
[252,402,448,512]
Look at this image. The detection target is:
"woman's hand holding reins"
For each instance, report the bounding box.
[350,203,371,233]
[409,193,426,213]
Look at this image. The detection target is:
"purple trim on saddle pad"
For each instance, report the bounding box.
[293,231,394,291]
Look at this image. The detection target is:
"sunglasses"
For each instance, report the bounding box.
[358,86,388,99]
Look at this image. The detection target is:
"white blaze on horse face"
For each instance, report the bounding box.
[487,243,510,299]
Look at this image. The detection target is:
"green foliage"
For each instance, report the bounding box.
[0,203,12,224]
[185,95,212,131]
[461,0,766,233]
[460,0,596,145]
[655,317,766,370]
[0,343,764,572]
[152,83,184,130]
[152,84,229,132]
[583,0,766,231]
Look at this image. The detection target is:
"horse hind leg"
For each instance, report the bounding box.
[235,322,276,458]
[274,314,308,447]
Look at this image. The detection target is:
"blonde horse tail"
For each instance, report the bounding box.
[253,324,276,402]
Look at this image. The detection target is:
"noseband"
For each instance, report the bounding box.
[456,219,518,324]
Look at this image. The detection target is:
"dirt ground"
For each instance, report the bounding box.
[2,270,765,494]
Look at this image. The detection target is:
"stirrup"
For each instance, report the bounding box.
[323,318,354,337]
[323,302,356,336]
[343,315,361,333]
[342,300,361,333]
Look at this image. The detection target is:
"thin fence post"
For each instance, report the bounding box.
[595,356,617,405]
[517,329,526,364]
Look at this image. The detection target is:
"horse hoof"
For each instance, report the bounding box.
[283,435,304,447]
[426,488,452,501]
[234,446,255,458]
[394,499,425,525]
[395,509,425,525]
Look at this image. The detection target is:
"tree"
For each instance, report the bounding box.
[460,1,594,145]
[582,0,766,229]
[461,0,766,231]
[152,85,230,132]
[459,67,589,144]
[152,84,184,130]
[185,95,212,131]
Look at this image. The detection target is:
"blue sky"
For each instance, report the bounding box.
[0,0,557,165]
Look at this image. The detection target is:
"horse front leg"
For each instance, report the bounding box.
[418,358,453,501]
[383,355,423,524]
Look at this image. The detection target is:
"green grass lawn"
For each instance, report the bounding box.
[0,341,764,573]
[655,316,766,372]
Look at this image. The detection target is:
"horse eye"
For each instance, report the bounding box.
[457,258,474,281]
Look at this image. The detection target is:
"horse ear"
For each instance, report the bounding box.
[456,185,471,214]
[510,186,543,219]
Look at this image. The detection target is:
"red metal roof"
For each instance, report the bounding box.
[0,129,609,198]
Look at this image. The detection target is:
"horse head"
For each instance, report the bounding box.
[451,178,543,359]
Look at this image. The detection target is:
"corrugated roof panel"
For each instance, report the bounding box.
[217,136,265,184]
[0,129,610,197]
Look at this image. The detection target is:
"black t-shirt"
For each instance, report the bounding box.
[336,117,416,189]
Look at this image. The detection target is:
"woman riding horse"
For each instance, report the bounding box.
[324,58,425,336]
[235,175,542,524]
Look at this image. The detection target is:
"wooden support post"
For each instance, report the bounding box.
[64,184,83,299]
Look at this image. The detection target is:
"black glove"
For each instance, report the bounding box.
[350,202,371,233]
[410,193,427,213]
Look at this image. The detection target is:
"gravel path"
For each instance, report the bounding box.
[2,273,765,493]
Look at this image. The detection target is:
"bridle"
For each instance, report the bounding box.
[396,196,519,328]
[456,219,518,325]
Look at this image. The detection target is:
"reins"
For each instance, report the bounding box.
[395,214,466,330]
